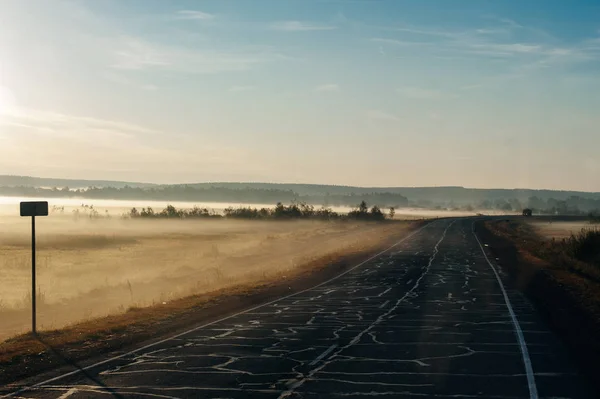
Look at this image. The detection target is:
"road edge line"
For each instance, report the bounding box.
[471,220,539,399]
[3,221,434,397]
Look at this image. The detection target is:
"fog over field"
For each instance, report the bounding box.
[0,208,416,340]
[0,194,513,341]
[0,196,504,220]
[0,197,295,217]
[529,220,598,240]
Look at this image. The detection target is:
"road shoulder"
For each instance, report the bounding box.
[476,218,600,393]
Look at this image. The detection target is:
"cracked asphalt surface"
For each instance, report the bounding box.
[3,218,595,398]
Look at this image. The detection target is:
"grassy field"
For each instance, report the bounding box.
[528,218,596,239]
[0,215,415,341]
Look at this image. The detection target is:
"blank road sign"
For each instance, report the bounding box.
[20,201,49,217]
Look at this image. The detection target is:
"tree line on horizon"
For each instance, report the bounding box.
[2,184,600,216]
[126,201,392,221]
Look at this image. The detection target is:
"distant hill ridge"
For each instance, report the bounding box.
[0,175,156,189]
[159,182,600,202]
[1,175,600,204]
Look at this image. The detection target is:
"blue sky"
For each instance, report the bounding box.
[0,0,599,190]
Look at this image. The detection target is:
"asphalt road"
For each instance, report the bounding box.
[3,218,595,398]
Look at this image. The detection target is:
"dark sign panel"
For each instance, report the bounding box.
[20,201,49,217]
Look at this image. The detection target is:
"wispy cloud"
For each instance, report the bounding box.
[391,26,460,39]
[0,106,247,176]
[315,83,340,92]
[466,42,562,57]
[228,85,256,92]
[373,20,599,74]
[490,16,556,41]
[371,37,431,47]
[110,37,170,70]
[109,36,277,74]
[397,87,451,100]
[176,10,215,20]
[367,109,400,122]
[1,107,159,141]
[497,18,523,29]
[270,21,336,32]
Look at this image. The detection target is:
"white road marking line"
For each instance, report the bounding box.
[57,388,78,399]
[3,221,435,398]
[379,300,390,309]
[309,344,338,366]
[472,220,539,399]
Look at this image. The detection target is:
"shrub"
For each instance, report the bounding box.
[347,201,387,221]
[563,228,600,266]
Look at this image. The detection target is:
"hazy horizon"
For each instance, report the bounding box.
[1,1,599,191]
[0,172,593,194]
[4,173,600,193]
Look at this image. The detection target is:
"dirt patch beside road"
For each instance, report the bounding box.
[476,218,600,392]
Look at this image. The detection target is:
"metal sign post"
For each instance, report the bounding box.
[20,201,49,334]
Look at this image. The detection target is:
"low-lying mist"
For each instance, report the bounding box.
[0,215,413,340]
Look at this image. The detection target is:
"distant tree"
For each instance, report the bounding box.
[388,207,396,219]
[273,202,287,218]
[522,208,533,217]
[140,207,155,217]
[161,204,182,218]
[370,205,385,221]
[359,200,368,214]
[299,202,315,218]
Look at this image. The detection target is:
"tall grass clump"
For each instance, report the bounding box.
[532,227,600,281]
[563,228,600,266]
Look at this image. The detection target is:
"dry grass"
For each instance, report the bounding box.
[0,219,421,385]
[484,219,600,327]
[0,215,415,341]
[529,220,595,240]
